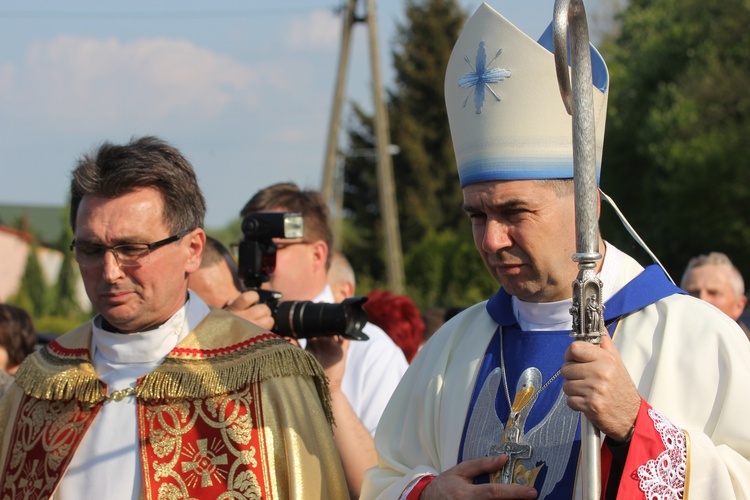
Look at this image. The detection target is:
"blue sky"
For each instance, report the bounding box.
[0,0,612,228]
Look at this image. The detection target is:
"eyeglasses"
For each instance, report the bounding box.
[70,230,192,268]
[230,239,310,258]
[274,240,310,252]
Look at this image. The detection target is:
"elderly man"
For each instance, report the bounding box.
[327,250,357,303]
[0,136,346,499]
[362,4,750,499]
[681,251,750,339]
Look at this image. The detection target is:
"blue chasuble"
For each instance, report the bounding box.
[458,265,683,498]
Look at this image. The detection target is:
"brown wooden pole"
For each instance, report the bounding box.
[366,0,404,293]
[322,0,358,246]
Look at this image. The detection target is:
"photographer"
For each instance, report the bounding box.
[239,182,408,498]
[188,236,274,331]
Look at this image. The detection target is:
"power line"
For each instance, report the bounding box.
[0,4,344,21]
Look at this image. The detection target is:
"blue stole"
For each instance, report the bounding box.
[457,265,683,497]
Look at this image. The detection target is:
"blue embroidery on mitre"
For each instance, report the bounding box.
[458,41,512,114]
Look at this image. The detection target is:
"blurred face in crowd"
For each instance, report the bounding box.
[681,264,747,320]
[0,347,10,373]
[74,187,204,333]
[189,259,241,308]
[463,179,579,303]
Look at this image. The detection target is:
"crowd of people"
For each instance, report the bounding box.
[1,3,749,499]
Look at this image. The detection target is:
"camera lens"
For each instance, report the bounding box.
[273,297,369,340]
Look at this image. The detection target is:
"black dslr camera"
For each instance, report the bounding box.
[238,212,369,340]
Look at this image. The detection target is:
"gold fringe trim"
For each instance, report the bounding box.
[141,342,334,425]
[13,338,334,425]
[14,350,105,404]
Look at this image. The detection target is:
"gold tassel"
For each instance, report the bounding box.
[138,341,334,425]
[14,337,334,425]
[14,348,105,404]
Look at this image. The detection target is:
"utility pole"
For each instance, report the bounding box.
[321,0,357,205]
[321,0,405,293]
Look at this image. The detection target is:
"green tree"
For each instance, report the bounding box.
[600,0,750,279]
[389,0,467,248]
[341,0,468,294]
[405,229,497,308]
[340,105,388,283]
[11,240,51,317]
[52,208,82,317]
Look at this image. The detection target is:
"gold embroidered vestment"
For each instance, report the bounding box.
[0,309,347,499]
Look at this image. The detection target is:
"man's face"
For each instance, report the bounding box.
[263,236,325,302]
[188,259,240,308]
[681,264,747,320]
[75,187,204,333]
[463,180,579,303]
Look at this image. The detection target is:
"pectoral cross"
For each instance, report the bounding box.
[489,414,533,484]
[488,383,535,484]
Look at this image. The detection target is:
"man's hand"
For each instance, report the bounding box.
[422,456,537,499]
[224,290,275,331]
[305,336,348,393]
[561,334,640,441]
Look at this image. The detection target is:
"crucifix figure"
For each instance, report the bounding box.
[488,384,535,484]
[489,438,532,484]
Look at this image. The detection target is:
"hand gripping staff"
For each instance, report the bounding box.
[553,0,604,498]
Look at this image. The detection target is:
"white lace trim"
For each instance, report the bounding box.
[636,408,686,499]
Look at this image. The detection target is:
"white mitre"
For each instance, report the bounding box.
[445,2,609,186]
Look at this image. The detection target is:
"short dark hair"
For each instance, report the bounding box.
[540,179,575,198]
[69,136,206,233]
[0,304,37,369]
[240,182,333,269]
[202,236,246,292]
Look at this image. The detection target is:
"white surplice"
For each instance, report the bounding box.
[362,245,750,499]
[56,291,210,500]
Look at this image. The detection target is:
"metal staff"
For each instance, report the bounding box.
[552,0,604,498]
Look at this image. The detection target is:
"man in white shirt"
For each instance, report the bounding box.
[0,136,346,499]
[239,182,409,498]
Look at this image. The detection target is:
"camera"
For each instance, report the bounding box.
[238,212,369,340]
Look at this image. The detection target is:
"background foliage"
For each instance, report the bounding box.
[10,206,91,334]
[600,0,750,281]
[340,0,497,308]
[343,0,750,304]
[10,0,750,327]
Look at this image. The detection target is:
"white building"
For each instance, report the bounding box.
[0,225,89,309]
